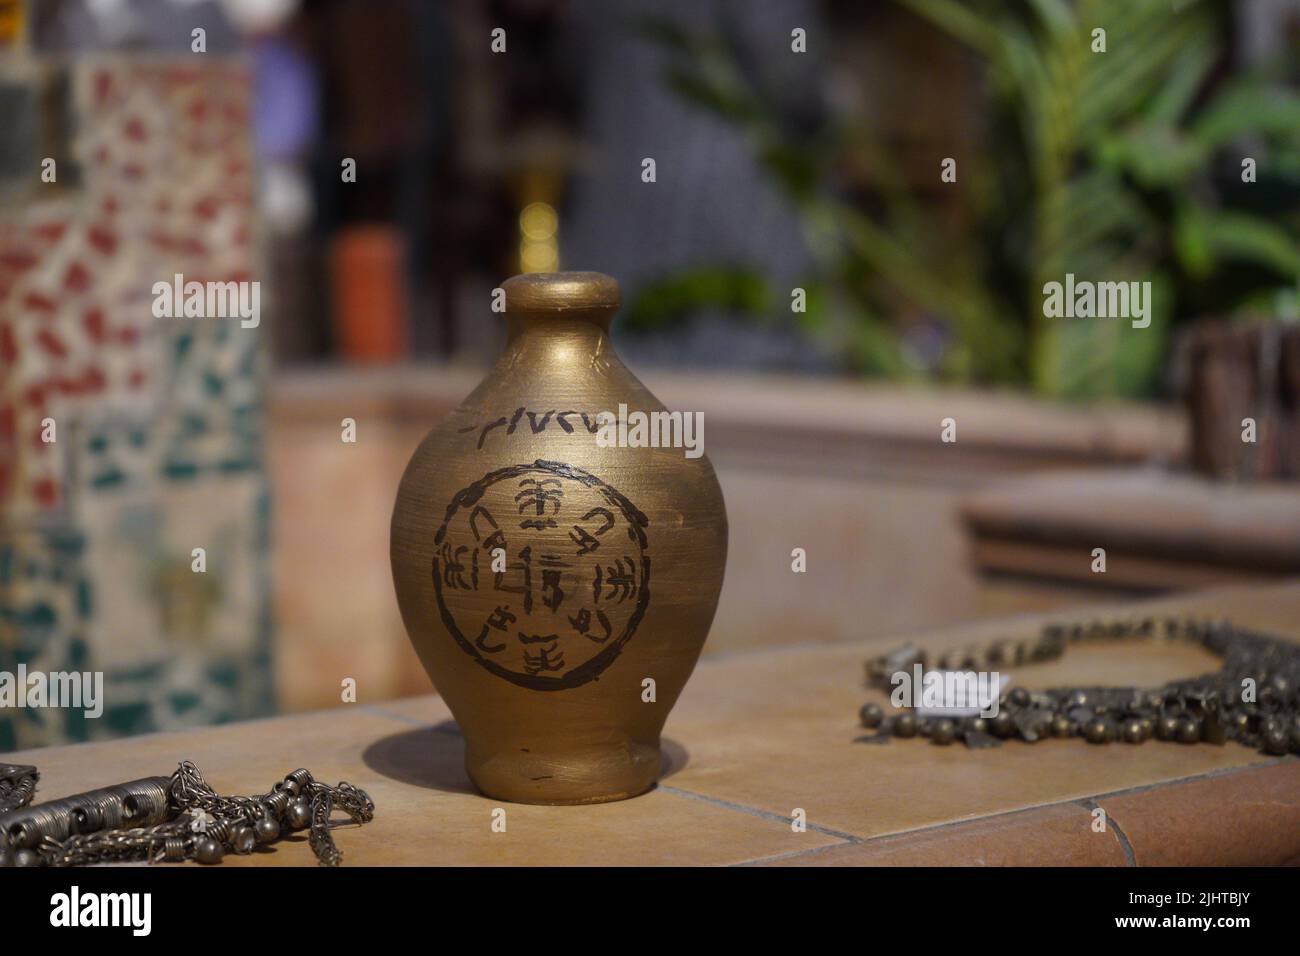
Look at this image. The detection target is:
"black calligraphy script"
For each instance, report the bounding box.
[431,460,651,690]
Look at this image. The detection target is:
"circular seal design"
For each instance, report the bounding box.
[431,460,650,690]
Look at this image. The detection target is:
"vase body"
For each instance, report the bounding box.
[390,272,727,804]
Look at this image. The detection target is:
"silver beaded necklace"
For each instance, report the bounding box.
[858,617,1300,754]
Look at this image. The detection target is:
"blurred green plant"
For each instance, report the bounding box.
[635,0,1300,398]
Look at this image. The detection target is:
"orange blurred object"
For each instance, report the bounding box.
[329,225,409,362]
[0,0,24,48]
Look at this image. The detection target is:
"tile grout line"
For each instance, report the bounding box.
[656,785,865,843]
[731,840,861,867]
[1066,754,1293,802]
[729,757,1297,867]
[1081,797,1137,866]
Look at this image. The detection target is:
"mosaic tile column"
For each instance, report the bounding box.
[0,56,274,749]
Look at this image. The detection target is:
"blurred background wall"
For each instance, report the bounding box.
[2,0,1299,741]
[1,13,271,749]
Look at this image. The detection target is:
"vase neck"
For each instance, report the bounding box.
[498,271,621,369]
[506,312,611,340]
[499,317,616,379]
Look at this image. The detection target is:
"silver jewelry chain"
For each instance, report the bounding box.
[860,617,1300,753]
[0,760,374,867]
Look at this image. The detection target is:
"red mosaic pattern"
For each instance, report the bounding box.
[0,60,257,517]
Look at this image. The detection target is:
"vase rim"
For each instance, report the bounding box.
[502,271,621,316]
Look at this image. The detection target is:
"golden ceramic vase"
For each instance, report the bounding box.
[391,272,728,804]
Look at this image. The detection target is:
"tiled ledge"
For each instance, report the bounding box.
[9,580,1298,866]
[756,762,1300,866]
[962,469,1300,589]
